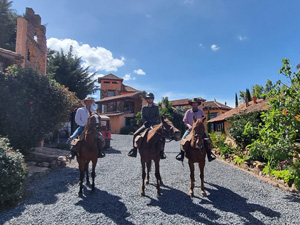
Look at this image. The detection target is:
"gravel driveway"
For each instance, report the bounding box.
[1,134,300,225]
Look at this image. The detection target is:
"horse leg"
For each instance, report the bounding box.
[146,160,151,184]
[78,161,85,197]
[85,161,91,187]
[154,160,161,196]
[91,158,97,192]
[199,162,207,197]
[189,160,195,197]
[141,161,146,196]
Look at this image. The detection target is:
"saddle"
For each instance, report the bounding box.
[180,133,193,152]
[134,128,150,148]
[71,132,105,152]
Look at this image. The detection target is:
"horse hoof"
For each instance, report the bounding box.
[146,180,149,185]
[189,191,194,197]
[86,183,91,188]
[201,191,207,197]
[141,192,145,196]
[78,192,83,197]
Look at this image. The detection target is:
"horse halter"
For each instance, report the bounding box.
[160,122,177,142]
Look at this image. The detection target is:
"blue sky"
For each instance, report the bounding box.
[12,0,300,107]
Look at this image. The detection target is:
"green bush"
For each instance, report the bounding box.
[0,65,78,153]
[120,126,136,135]
[0,138,26,206]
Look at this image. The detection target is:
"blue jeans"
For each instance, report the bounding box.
[69,126,84,141]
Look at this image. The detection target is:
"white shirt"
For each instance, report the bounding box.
[75,106,96,127]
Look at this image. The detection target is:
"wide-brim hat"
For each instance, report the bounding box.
[188,97,201,105]
[81,97,95,106]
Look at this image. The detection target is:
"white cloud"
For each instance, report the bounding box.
[238,35,247,41]
[47,38,125,72]
[211,44,220,51]
[123,73,136,81]
[133,69,146,75]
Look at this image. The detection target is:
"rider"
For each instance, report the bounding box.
[175,97,216,162]
[128,92,166,159]
[67,97,105,159]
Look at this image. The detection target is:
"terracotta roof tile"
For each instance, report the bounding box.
[122,84,139,92]
[208,98,269,123]
[98,73,123,82]
[201,101,232,110]
[95,91,144,103]
[171,97,206,107]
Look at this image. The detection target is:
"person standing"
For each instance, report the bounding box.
[128,93,166,159]
[175,98,215,162]
[68,97,105,159]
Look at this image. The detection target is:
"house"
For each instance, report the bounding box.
[170,98,232,130]
[96,74,147,134]
[208,97,269,134]
[0,8,47,75]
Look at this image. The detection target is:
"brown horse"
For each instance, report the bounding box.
[184,116,207,197]
[77,113,104,197]
[139,116,181,196]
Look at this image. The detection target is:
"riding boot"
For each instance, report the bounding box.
[128,147,137,157]
[175,150,185,162]
[98,148,106,158]
[205,147,216,162]
[204,140,216,162]
[160,150,166,159]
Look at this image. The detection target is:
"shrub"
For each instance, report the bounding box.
[0,138,26,206]
[120,126,136,135]
[0,65,78,153]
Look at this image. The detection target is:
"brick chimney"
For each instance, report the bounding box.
[253,96,257,104]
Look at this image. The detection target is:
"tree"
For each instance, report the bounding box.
[246,88,252,102]
[207,108,212,133]
[239,90,246,104]
[47,47,98,99]
[264,79,274,94]
[0,65,78,153]
[0,0,18,51]
[251,84,264,99]
[235,93,238,108]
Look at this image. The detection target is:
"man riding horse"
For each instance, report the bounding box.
[175,97,216,162]
[67,97,105,160]
[128,92,166,159]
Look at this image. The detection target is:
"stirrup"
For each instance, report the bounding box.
[175,152,184,162]
[128,148,137,157]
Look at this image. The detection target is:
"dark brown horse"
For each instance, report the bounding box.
[139,116,181,196]
[77,113,104,197]
[184,116,207,197]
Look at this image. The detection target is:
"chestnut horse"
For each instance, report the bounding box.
[139,116,181,196]
[77,113,104,197]
[184,116,207,197]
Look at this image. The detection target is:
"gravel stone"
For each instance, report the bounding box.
[1,134,300,225]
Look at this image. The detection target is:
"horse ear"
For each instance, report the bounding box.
[160,115,165,122]
[201,116,206,123]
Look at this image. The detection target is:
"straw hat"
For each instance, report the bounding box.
[81,97,95,106]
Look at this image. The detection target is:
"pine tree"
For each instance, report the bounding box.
[235,93,238,107]
[47,47,98,99]
[0,0,19,51]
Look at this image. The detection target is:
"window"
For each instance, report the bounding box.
[104,81,110,84]
[210,112,218,119]
[107,102,114,112]
[125,117,135,127]
[112,81,118,84]
[124,101,134,112]
[108,91,115,97]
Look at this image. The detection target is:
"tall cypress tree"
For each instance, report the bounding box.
[235,93,238,108]
[246,88,252,102]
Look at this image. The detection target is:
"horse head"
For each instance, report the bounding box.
[85,113,101,132]
[160,116,181,141]
[190,116,206,149]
